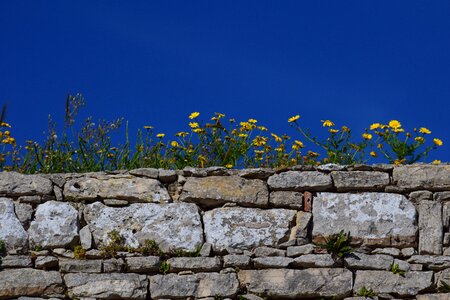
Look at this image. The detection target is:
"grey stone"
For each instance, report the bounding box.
[443,202,450,229]
[167,257,221,272]
[344,252,394,270]
[409,255,450,270]
[14,202,33,228]
[195,272,239,298]
[401,247,416,257]
[64,272,147,299]
[29,201,79,249]
[203,207,296,252]
[129,168,159,178]
[125,256,160,273]
[238,168,275,180]
[64,174,170,202]
[59,258,102,273]
[30,250,49,256]
[238,268,352,298]
[434,268,450,288]
[204,166,229,176]
[253,256,294,268]
[18,195,41,204]
[84,202,203,252]
[223,255,251,269]
[444,247,450,255]
[435,191,450,202]
[52,248,74,258]
[0,268,64,298]
[200,242,212,257]
[253,246,285,257]
[35,255,59,269]
[238,294,265,300]
[393,258,411,272]
[180,176,269,208]
[332,171,389,191]
[419,200,443,254]
[267,171,333,191]
[317,163,347,171]
[409,190,433,203]
[293,254,340,268]
[353,270,433,297]
[182,167,208,177]
[393,165,450,190]
[103,199,129,206]
[417,294,450,300]
[410,263,423,271]
[0,172,53,196]
[158,169,178,183]
[312,193,417,247]
[103,258,125,272]
[53,186,63,201]
[286,244,315,257]
[269,191,302,209]
[79,225,92,250]
[0,255,32,268]
[0,198,28,251]
[85,249,103,259]
[371,247,401,257]
[289,211,312,240]
[167,182,183,201]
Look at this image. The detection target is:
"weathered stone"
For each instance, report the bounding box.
[0,172,53,196]
[286,244,315,257]
[14,202,33,228]
[371,247,401,257]
[408,255,450,270]
[269,191,302,209]
[0,268,64,298]
[354,270,433,297]
[65,272,147,299]
[409,190,433,203]
[0,255,32,268]
[103,258,125,272]
[317,163,347,171]
[401,247,416,257]
[129,168,159,178]
[443,202,450,229]
[434,268,450,288]
[103,199,129,206]
[64,174,170,202]
[85,249,103,259]
[238,294,265,300]
[53,186,63,201]
[167,257,221,272]
[0,198,28,251]
[393,165,450,190]
[203,207,296,252]
[223,255,251,269]
[293,254,340,268]
[344,252,393,270]
[158,169,178,183]
[200,243,212,257]
[312,193,417,247]
[150,272,239,299]
[332,171,389,191]
[18,195,42,204]
[238,268,352,298]
[52,248,74,258]
[419,200,443,254]
[410,263,423,271]
[84,202,203,252]
[417,294,450,300]
[267,171,332,191]
[167,182,183,201]
[59,258,102,273]
[253,246,285,257]
[79,225,92,250]
[182,167,208,177]
[180,176,268,208]
[393,258,411,271]
[125,256,160,273]
[435,191,450,202]
[290,211,312,240]
[253,256,294,268]
[204,166,229,176]
[28,201,79,249]
[35,255,59,269]
[238,168,275,180]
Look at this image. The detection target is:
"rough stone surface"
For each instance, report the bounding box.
[344,252,394,270]
[103,258,125,273]
[371,247,401,257]
[203,207,296,252]
[79,225,92,250]
[253,246,285,257]
[0,255,33,268]
[435,191,450,202]
[434,268,450,287]
[417,294,450,300]
[84,201,203,252]
[59,259,102,273]
[286,244,315,257]
[253,256,294,268]
[419,200,443,255]
[409,190,433,203]
[125,256,160,273]
[353,270,433,297]
[180,176,269,208]
[64,272,147,299]
[200,242,212,257]
[64,174,170,202]
[267,171,333,191]
[407,255,450,270]
[393,165,450,190]
[290,211,312,241]
[28,201,79,249]
[0,198,28,251]
[158,169,178,183]
[269,191,302,209]
[14,203,33,228]
[332,171,389,191]
[0,268,64,298]
[35,256,59,269]
[293,254,340,268]
[0,172,53,196]
[167,257,221,272]
[238,268,352,298]
[129,168,159,178]
[238,168,275,180]
[18,195,41,204]
[223,255,251,269]
[312,192,417,247]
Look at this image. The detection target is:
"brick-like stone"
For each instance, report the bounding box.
[332,171,389,191]
[125,256,160,273]
[0,172,53,196]
[286,244,315,257]
[0,255,32,268]
[253,257,294,268]
[393,165,450,190]
[223,255,251,269]
[344,252,393,270]
[293,254,340,268]
[167,257,221,272]
[419,200,443,255]
[269,191,302,209]
[59,259,102,273]
[253,246,285,257]
[408,255,450,270]
[267,171,332,191]
[0,198,28,251]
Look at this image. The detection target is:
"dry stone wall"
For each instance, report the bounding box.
[0,164,450,299]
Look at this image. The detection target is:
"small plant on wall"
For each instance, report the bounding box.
[315,230,354,259]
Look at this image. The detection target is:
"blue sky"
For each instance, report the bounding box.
[1,1,449,162]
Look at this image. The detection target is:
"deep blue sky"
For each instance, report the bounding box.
[1,1,449,162]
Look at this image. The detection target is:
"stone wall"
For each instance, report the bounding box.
[0,164,450,299]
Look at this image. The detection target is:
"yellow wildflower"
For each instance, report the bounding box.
[225,164,233,169]
[189,112,200,119]
[4,131,10,136]
[257,126,268,131]
[240,121,255,131]
[143,125,153,129]
[238,133,248,138]
[271,133,282,143]
[156,133,165,138]
[322,120,335,127]
[275,147,283,152]
[394,159,406,165]
[248,118,257,124]
[229,118,235,123]
[1,122,11,128]
[419,127,431,134]
[370,123,381,130]
[432,160,441,165]
[254,150,264,154]
[370,151,377,157]
[388,120,401,130]
[252,136,267,147]
[189,122,199,129]
[107,153,114,158]
[288,115,300,123]
[171,141,179,147]
[329,129,339,133]
[110,147,118,151]
[193,128,205,134]
[393,128,404,133]
[175,131,189,137]
[294,140,304,148]
[362,133,373,140]
[308,151,319,157]
[415,136,425,143]
[434,138,443,146]
[341,126,350,132]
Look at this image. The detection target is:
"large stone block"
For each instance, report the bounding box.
[64,174,170,202]
[238,268,352,298]
[28,201,79,249]
[331,171,389,191]
[393,165,450,190]
[419,200,443,254]
[203,207,296,252]
[84,202,203,252]
[0,198,28,251]
[180,176,268,208]
[0,172,53,196]
[312,193,417,247]
[267,171,332,191]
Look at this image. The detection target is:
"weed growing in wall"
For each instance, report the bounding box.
[315,230,354,259]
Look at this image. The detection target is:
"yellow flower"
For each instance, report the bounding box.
[257,126,268,131]
[189,122,199,129]
[240,121,255,131]
[434,138,443,146]
[388,120,401,130]
[393,128,404,133]
[308,151,319,157]
[107,153,114,158]
[193,128,205,134]
[189,112,200,119]
[143,125,153,129]
[275,147,283,152]
[229,118,235,123]
[432,159,441,165]
[419,127,431,134]
[254,150,264,154]
[156,133,165,138]
[415,136,425,143]
[288,115,300,123]
[4,131,10,136]
[1,122,11,128]
[238,133,248,138]
[362,133,373,140]
[394,159,406,165]
[322,120,335,127]
[377,143,383,149]
[248,118,257,124]
[329,129,339,133]
[341,126,350,132]
[271,133,282,143]
[171,141,179,147]
[370,151,377,157]
[252,136,267,147]
[225,164,233,169]
[294,140,304,148]
[175,131,189,137]
[370,123,381,130]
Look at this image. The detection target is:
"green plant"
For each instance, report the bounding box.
[159,260,170,275]
[0,240,5,253]
[73,245,86,259]
[137,239,164,257]
[100,230,128,258]
[33,245,43,251]
[389,262,405,277]
[355,286,377,297]
[172,244,202,257]
[214,296,223,300]
[316,230,353,258]
[438,280,450,293]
